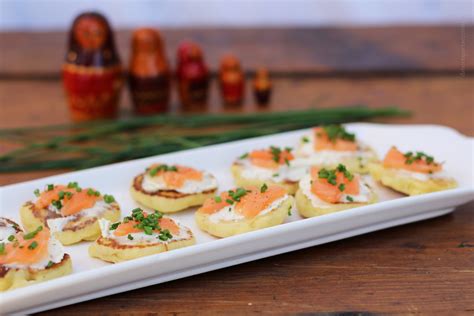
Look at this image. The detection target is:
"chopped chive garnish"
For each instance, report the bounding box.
[143,226,153,235]
[284,158,290,166]
[0,243,5,254]
[127,234,134,240]
[110,222,120,230]
[239,153,249,159]
[321,125,355,142]
[28,241,38,250]
[51,199,62,210]
[104,194,115,203]
[214,196,222,203]
[65,191,73,199]
[7,235,15,242]
[34,189,40,197]
[24,226,43,240]
[46,261,54,268]
[301,136,309,143]
[58,191,65,199]
[260,183,268,193]
[149,164,178,176]
[87,188,95,196]
[225,199,234,205]
[272,173,279,177]
[47,184,54,191]
[288,205,292,216]
[338,184,345,192]
[346,196,354,202]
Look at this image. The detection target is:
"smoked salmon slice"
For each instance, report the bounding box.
[198,186,286,219]
[235,186,286,218]
[197,192,232,214]
[313,127,357,152]
[60,190,99,216]
[0,227,50,265]
[114,216,180,237]
[383,147,441,174]
[34,184,99,216]
[35,185,73,209]
[249,147,294,169]
[310,166,360,203]
[149,164,203,188]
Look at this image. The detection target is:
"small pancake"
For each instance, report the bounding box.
[230,164,298,195]
[195,195,294,238]
[369,163,457,196]
[20,201,121,245]
[130,173,217,213]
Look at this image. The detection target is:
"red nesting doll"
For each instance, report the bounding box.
[62,12,123,121]
[176,41,209,111]
[253,67,272,107]
[219,54,245,107]
[128,28,171,114]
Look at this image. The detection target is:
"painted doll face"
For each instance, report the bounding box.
[74,17,107,50]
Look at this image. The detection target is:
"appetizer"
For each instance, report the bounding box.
[296,164,377,218]
[369,147,457,195]
[195,184,294,238]
[296,125,378,173]
[231,146,307,194]
[20,182,121,245]
[89,208,195,263]
[131,164,218,213]
[0,219,72,291]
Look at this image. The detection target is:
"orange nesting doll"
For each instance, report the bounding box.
[62,12,123,121]
[176,42,209,112]
[128,28,171,114]
[253,67,272,107]
[219,55,245,107]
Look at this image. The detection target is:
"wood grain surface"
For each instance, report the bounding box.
[1,26,473,77]
[0,26,473,315]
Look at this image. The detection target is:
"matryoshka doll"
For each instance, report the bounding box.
[253,67,272,107]
[128,28,171,114]
[62,12,123,121]
[219,54,245,107]
[176,41,209,112]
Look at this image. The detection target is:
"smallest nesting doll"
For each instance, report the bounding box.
[62,12,123,121]
[219,54,245,107]
[176,42,209,112]
[128,28,171,114]
[253,67,272,107]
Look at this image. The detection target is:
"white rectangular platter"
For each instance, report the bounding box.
[1,123,473,314]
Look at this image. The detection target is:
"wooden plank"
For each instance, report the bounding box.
[1,26,473,77]
[1,75,472,139]
[38,202,473,315]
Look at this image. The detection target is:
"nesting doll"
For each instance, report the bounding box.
[253,67,272,107]
[219,55,245,107]
[62,12,123,121]
[176,42,209,111]
[128,28,171,114]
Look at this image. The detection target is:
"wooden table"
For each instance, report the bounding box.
[1,26,473,314]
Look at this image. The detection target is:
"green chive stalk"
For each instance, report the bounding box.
[0,106,409,172]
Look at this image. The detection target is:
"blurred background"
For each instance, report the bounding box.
[1,0,472,30]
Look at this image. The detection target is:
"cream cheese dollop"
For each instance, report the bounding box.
[98,218,191,245]
[0,219,18,242]
[3,234,65,270]
[141,171,217,194]
[299,174,371,208]
[296,132,376,166]
[237,157,308,183]
[208,195,291,223]
[47,200,114,233]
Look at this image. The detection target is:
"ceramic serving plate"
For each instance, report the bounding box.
[1,123,473,314]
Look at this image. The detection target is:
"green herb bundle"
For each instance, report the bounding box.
[0,106,408,172]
